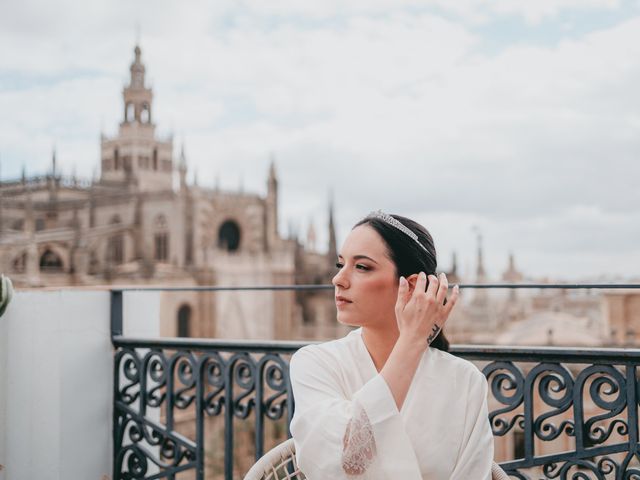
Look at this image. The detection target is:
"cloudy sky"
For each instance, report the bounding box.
[1,0,639,281]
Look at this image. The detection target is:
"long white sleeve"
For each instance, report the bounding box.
[289,345,423,479]
[449,367,494,480]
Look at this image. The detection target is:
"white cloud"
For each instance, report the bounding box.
[1,1,639,279]
[234,0,621,25]
[488,0,620,25]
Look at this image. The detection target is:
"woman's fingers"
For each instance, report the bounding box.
[435,272,448,306]
[425,273,438,299]
[398,272,459,342]
[413,271,428,298]
[443,284,460,315]
[394,276,409,316]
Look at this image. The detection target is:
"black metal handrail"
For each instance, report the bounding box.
[110,283,640,293]
[112,336,310,353]
[113,335,640,365]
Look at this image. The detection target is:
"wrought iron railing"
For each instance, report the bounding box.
[111,284,640,480]
[112,335,302,479]
[459,345,640,479]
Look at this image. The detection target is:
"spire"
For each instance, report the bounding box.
[502,252,523,284]
[268,154,277,182]
[179,142,187,168]
[265,156,279,251]
[267,153,278,194]
[451,251,458,275]
[475,231,486,282]
[130,44,145,89]
[471,226,488,305]
[179,142,188,191]
[328,191,337,261]
[51,146,57,177]
[307,218,317,252]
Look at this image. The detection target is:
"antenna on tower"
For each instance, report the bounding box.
[134,21,141,46]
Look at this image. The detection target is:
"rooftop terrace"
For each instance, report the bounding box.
[2,284,640,479]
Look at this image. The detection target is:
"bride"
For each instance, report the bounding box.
[289,211,494,479]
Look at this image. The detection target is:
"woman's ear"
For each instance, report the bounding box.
[406,273,419,295]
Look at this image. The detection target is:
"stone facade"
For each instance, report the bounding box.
[0,45,337,341]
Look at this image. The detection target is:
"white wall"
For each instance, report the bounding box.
[0,288,7,478]
[0,290,161,480]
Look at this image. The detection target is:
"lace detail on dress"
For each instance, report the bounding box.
[341,402,377,476]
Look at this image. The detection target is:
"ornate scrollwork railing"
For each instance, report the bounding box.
[113,336,302,480]
[113,339,640,480]
[458,346,640,479]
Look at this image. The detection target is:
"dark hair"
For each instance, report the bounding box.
[354,214,450,351]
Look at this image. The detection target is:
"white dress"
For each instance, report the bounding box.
[289,328,494,479]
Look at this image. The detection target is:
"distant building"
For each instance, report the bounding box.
[0,44,339,341]
[603,291,640,346]
[446,241,610,347]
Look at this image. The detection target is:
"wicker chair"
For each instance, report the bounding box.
[243,438,510,480]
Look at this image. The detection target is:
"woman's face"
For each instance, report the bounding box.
[332,224,399,329]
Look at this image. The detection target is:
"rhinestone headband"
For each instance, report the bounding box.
[366,210,431,256]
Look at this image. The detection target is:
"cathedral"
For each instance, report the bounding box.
[1,44,620,350]
[0,45,341,341]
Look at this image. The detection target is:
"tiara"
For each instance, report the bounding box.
[366,210,431,256]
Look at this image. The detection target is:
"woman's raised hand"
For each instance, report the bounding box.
[394,272,459,346]
[383,272,459,410]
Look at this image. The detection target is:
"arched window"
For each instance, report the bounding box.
[140,103,150,123]
[177,304,192,337]
[40,249,63,272]
[218,220,241,252]
[152,148,158,171]
[154,215,169,262]
[114,148,120,170]
[125,102,135,122]
[35,218,45,231]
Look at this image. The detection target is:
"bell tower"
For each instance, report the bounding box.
[123,45,153,125]
[100,45,174,191]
